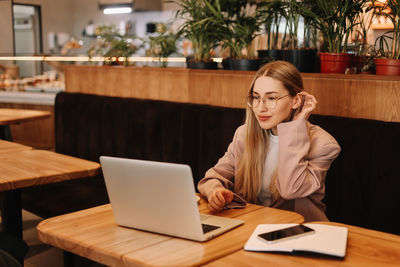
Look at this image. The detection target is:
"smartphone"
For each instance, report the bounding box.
[289,95,305,121]
[257,224,315,243]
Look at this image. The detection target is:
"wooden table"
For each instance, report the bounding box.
[0,139,32,153]
[0,108,51,140]
[204,221,400,267]
[37,196,304,267]
[0,149,100,238]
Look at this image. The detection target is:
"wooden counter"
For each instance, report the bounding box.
[65,66,400,122]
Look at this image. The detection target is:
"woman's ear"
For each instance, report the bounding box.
[291,93,303,110]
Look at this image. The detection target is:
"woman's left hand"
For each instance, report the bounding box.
[293,91,317,121]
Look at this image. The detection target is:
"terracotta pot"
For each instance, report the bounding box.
[374,58,400,76]
[319,52,353,74]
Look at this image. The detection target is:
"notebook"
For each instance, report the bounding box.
[244,223,348,258]
[100,156,244,242]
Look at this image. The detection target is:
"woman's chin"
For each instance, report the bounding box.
[257,120,275,130]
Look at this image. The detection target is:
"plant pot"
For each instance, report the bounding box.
[281,49,317,73]
[353,55,375,74]
[222,58,234,70]
[374,58,400,76]
[231,59,264,71]
[187,60,218,70]
[257,49,282,61]
[319,52,353,74]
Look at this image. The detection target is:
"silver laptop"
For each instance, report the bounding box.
[100,156,244,242]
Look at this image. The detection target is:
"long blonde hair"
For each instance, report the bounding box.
[235,61,303,203]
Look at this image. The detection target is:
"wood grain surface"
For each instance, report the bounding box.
[0,105,54,149]
[0,139,32,153]
[65,66,400,122]
[0,149,100,191]
[0,108,51,125]
[37,196,304,267]
[204,221,400,267]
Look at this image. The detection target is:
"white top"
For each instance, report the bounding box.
[258,132,279,206]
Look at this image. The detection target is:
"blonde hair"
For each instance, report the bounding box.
[235,61,303,203]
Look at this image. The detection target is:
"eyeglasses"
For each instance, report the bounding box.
[247,93,289,109]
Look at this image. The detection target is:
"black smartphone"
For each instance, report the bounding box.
[289,95,305,121]
[257,224,315,243]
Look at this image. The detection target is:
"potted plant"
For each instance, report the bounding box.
[88,25,138,66]
[169,0,224,69]
[143,23,179,68]
[298,0,368,74]
[258,0,285,61]
[350,5,375,73]
[215,0,266,70]
[280,0,318,72]
[372,0,400,76]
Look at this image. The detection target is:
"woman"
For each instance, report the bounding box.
[198,61,340,222]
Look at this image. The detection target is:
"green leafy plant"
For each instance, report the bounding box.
[145,32,179,67]
[259,0,285,50]
[169,0,224,62]
[298,0,368,53]
[88,25,138,66]
[372,0,400,59]
[281,0,302,49]
[350,4,374,56]
[215,0,264,58]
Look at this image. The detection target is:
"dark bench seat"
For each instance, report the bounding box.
[21,92,400,235]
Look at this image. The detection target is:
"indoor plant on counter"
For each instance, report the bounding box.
[217,0,266,70]
[280,0,318,72]
[350,4,375,73]
[372,0,400,76]
[298,0,368,73]
[258,0,285,61]
[88,25,139,66]
[143,23,179,68]
[171,0,224,69]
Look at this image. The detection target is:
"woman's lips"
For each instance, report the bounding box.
[258,115,271,122]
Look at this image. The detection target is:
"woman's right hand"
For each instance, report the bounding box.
[208,188,233,212]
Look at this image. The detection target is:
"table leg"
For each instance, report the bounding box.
[1,190,22,239]
[0,125,13,141]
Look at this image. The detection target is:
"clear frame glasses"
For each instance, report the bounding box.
[247,93,289,109]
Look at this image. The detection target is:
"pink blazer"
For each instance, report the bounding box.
[198,119,341,222]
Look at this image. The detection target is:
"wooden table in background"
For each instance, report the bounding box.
[37,196,304,267]
[0,108,51,141]
[0,139,32,153]
[0,149,100,238]
[204,221,400,267]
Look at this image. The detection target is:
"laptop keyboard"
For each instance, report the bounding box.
[202,223,221,234]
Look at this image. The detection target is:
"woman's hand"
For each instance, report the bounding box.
[293,91,317,121]
[208,188,233,212]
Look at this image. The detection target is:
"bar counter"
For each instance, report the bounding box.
[65,66,400,123]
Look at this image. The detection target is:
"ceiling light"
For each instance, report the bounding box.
[103,6,132,14]
[99,1,133,15]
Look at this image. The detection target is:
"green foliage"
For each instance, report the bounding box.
[259,0,285,50]
[146,32,179,67]
[88,25,138,66]
[372,0,400,59]
[217,0,265,58]
[297,0,369,53]
[169,0,225,62]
